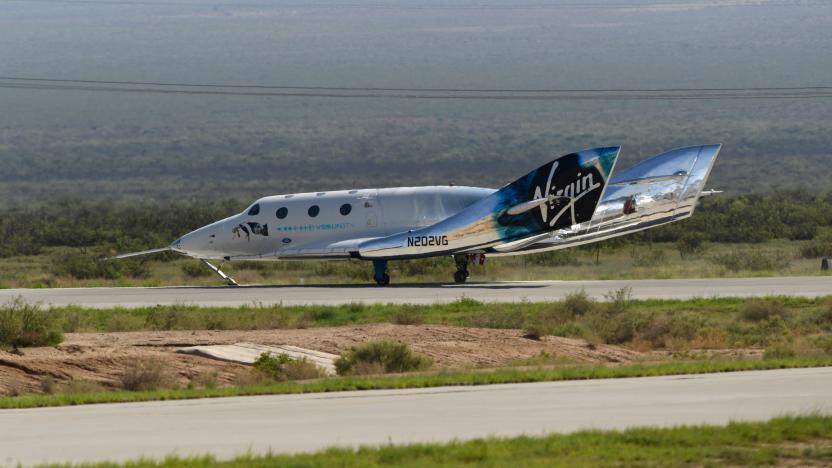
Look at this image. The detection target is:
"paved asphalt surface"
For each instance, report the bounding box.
[1,276,831,307]
[0,367,830,465]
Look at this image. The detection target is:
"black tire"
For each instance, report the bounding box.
[453,270,468,283]
[375,273,390,286]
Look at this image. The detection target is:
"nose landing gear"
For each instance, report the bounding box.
[373,259,390,286]
[201,259,239,286]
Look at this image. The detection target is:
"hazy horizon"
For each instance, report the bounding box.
[1,0,830,205]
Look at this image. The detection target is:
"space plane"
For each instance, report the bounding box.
[114,144,721,286]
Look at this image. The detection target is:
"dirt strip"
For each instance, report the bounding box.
[0,324,644,395]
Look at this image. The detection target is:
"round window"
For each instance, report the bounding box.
[276,207,288,219]
[247,203,260,216]
[339,203,352,216]
[308,205,320,217]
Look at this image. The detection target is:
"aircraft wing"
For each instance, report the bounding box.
[217,237,383,261]
[486,144,722,256]
[276,237,380,260]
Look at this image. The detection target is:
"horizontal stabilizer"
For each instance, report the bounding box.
[489,232,553,253]
[609,173,686,186]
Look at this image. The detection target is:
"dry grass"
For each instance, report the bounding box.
[121,359,172,391]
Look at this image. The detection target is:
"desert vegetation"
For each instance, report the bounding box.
[335,340,432,375]
[251,353,325,382]
[1,192,831,288]
[1,293,832,407]
[0,297,63,351]
[11,294,831,355]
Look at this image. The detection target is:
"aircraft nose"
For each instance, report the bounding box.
[172,225,217,257]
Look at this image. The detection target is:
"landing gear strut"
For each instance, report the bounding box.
[373,259,390,286]
[453,254,470,283]
[201,259,239,286]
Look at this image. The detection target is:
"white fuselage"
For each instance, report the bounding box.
[173,186,494,260]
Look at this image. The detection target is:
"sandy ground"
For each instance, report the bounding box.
[0,324,645,395]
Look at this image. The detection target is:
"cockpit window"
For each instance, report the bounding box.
[247,203,260,216]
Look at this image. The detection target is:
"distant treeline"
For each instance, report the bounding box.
[0,199,244,259]
[646,190,832,243]
[1,191,831,259]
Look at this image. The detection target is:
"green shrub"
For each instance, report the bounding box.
[562,290,593,316]
[729,315,792,347]
[0,297,64,350]
[740,300,789,322]
[335,341,432,375]
[711,250,791,272]
[396,257,453,276]
[598,311,638,344]
[550,322,588,339]
[631,247,667,267]
[105,314,145,332]
[253,353,314,381]
[464,309,525,329]
[301,308,337,323]
[50,249,123,279]
[581,308,638,345]
[800,232,832,258]
[639,312,706,348]
[0,235,43,258]
[121,358,171,391]
[571,288,636,345]
[763,343,797,360]
[522,323,546,340]
[60,309,86,333]
[522,304,570,340]
[252,353,325,382]
[181,262,211,278]
[310,261,338,276]
[814,302,832,329]
[604,286,633,315]
[812,335,832,354]
[676,232,707,259]
[392,305,423,325]
[121,259,151,279]
[526,251,581,267]
[233,261,279,273]
[143,305,204,330]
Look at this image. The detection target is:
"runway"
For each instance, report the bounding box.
[1,276,830,308]
[0,367,829,465]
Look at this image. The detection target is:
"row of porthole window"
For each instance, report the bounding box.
[249,203,352,219]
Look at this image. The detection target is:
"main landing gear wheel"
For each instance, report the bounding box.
[372,259,390,287]
[375,273,390,286]
[453,254,470,284]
